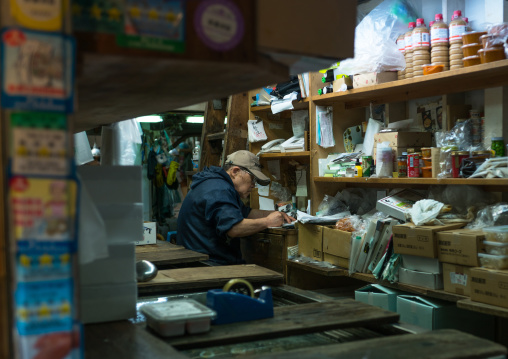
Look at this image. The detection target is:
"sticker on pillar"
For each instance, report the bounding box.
[116,0,185,53]
[9,0,67,31]
[194,0,244,51]
[1,28,75,113]
[72,0,124,34]
[9,177,78,245]
[10,112,69,176]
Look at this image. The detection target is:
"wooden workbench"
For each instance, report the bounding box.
[84,297,507,359]
[135,240,209,266]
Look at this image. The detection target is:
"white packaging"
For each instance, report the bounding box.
[483,241,508,255]
[140,299,216,337]
[376,189,425,221]
[376,142,393,177]
[483,226,508,243]
[137,222,156,245]
[478,253,508,270]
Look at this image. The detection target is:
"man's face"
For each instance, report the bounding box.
[231,167,256,198]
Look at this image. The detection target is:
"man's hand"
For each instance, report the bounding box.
[265,211,296,228]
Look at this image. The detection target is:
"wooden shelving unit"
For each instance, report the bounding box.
[250,98,309,113]
[312,177,508,191]
[457,299,508,319]
[260,151,311,159]
[312,60,508,109]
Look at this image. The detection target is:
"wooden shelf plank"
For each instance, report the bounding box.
[287,261,467,303]
[457,298,508,319]
[313,177,508,191]
[260,151,310,159]
[312,59,508,108]
[165,299,399,350]
[250,99,309,114]
[207,132,225,141]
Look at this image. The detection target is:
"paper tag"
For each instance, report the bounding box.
[450,272,467,286]
[247,119,267,142]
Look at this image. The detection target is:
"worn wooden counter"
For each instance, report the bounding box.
[135,240,209,266]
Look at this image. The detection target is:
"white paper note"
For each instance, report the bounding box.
[256,184,269,197]
[259,196,275,211]
[295,170,307,196]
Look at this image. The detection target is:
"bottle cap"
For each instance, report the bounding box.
[452,10,462,19]
[429,21,435,27]
[416,18,425,26]
[355,158,361,165]
[463,17,469,24]
[318,89,323,95]
[408,22,416,29]
[492,137,504,141]
[435,13,443,21]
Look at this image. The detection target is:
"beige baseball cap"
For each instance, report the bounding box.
[225,150,270,186]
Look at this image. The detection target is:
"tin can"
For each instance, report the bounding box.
[407,153,420,177]
[451,150,470,178]
[362,156,373,177]
[397,156,407,177]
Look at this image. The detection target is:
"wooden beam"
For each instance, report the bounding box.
[222,93,249,165]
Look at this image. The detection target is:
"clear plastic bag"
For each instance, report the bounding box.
[335,215,365,233]
[270,182,291,202]
[316,194,348,217]
[335,188,377,215]
[467,203,508,229]
[337,0,418,75]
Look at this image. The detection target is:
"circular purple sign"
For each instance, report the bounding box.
[194,0,245,51]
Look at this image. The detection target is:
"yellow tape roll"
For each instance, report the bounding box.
[222,279,255,298]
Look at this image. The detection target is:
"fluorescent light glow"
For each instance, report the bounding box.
[134,115,163,123]
[186,116,204,123]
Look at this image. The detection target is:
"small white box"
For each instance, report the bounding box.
[399,267,443,290]
[376,189,425,221]
[137,222,156,245]
[401,254,442,274]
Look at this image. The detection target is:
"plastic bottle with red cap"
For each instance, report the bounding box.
[412,18,430,77]
[431,13,449,71]
[404,22,416,79]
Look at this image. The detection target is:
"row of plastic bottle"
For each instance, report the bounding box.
[397,10,471,79]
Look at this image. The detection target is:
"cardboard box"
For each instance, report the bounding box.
[470,267,508,309]
[396,295,495,338]
[373,131,432,168]
[355,284,405,312]
[297,223,323,261]
[399,267,444,290]
[376,189,425,221]
[137,222,156,246]
[401,254,442,274]
[353,72,397,89]
[332,76,353,92]
[437,229,485,266]
[443,263,472,296]
[393,223,466,258]
[322,226,351,268]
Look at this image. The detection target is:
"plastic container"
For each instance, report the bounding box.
[422,64,444,75]
[478,253,508,270]
[462,31,487,45]
[431,14,448,47]
[451,150,469,178]
[397,33,406,54]
[421,148,432,158]
[461,43,481,57]
[480,34,503,49]
[422,157,432,167]
[405,22,416,52]
[141,299,217,337]
[397,156,407,178]
[484,241,508,256]
[483,226,508,243]
[463,55,481,67]
[449,10,466,45]
[492,137,505,156]
[422,166,432,178]
[478,48,506,64]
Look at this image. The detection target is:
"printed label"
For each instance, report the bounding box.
[405,33,413,49]
[1,28,75,113]
[450,24,466,40]
[10,0,65,31]
[73,0,124,34]
[397,38,405,52]
[431,27,449,44]
[194,0,244,51]
[412,32,430,47]
[450,272,468,286]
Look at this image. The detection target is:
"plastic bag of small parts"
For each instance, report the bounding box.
[337,0,418,75]
[316,195,348,217]
[335,188,377,215]
[485,23,508,57]
[468,203,508,229]
[335,215,365,233]
[270,182,291,202]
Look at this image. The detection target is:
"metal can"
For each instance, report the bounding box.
[362,156,373,177]
[397,156,407,177]
[451,151,470,178]
[407,153,420,177]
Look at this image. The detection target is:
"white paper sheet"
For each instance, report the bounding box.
[295,170,307,197]
[256,184,270,197]
[271,92,298,114]
[316,106,335,148]
[259,196,275,211]
[267,160,281,180]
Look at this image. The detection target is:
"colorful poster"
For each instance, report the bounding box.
[11,112,69,176]
[117,0,185,53]
[72,0,124,34]
[1,28,75,113]
[10,0,67,31]
[9,177,78,245]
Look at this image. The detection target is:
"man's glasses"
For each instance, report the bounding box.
[241,169,256,185]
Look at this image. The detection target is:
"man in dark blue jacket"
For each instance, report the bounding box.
[176,150,295,265]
